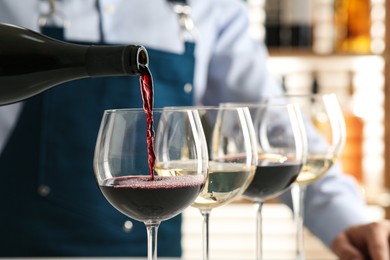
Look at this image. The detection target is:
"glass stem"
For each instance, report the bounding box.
[291,183,306,260]
[145,221,161,260]
[201,209,211,260]
[256,201,264,260]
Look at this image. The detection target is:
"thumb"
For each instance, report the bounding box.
[331,232,364,260]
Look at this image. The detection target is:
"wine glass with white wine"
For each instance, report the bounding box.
[191,106,257,260]
[266,93,346,260]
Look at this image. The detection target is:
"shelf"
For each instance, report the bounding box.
[266,51,385,197]
[268,48,378,58]
[267,53,384,74]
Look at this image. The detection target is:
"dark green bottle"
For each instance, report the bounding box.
[0,23,149,105]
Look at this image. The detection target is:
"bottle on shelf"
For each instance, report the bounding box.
[264,0,313,49]
[264,0,282,47]
[279,0,313,48]
[334,0,371,54]
[339,71,364,185]
[0,23,149,105]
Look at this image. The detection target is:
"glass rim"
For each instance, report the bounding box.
[104,105,251,114]
[103,107,200,114]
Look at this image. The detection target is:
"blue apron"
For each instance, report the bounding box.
[0,26,195,256]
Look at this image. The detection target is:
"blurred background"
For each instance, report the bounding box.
[182,1,389,258]
[246,0,388,207]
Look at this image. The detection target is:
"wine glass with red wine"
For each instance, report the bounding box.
[224,103,307,260]
[93,108,208,260]
[190,106,257,260]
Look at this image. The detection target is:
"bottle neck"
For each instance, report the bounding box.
[85,45,148,77]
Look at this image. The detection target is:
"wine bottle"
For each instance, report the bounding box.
[280,0,313,48]
[0,23,149,105]
[264,0,282,48]
[334,0,371,53]
[340,72,364,185]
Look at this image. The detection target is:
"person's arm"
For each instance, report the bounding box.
[203,2,390,258]
[198,0,283,106]
[0,103,23,155]
[281,167,390,259]
[300,164,371,245]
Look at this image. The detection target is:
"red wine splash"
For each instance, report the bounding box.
[139,65,156,181]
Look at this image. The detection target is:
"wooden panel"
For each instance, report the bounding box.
[385,0,390,219]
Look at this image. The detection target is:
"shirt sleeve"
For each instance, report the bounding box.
[279,163,372,246]
[201,0,283,105]
[0,103,23,155]
[205,1,373,247]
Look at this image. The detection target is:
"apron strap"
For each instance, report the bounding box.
[38,0,68,39]
[38,0,68,28]
[95,0,106,43]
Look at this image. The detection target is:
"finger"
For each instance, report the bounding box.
[331,232,364,260]
[364,222,390,260]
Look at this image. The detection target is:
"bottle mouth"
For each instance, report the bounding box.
[137,46,149,67]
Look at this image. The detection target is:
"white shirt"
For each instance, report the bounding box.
[0,0,371,248]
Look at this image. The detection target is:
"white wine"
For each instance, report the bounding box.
[154,160,204,177]
[296,156,336,185]
[192,161,254,210]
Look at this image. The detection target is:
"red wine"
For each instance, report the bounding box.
[99,175,205,222]
[139,65,155,180]
[243,161,302,201]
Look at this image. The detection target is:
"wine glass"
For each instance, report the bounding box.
[93,108,209,260]
[190,106,257,260]
[267,93,346,260]
[236,103,307,260]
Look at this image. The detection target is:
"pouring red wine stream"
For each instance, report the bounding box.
[139,65,156,180]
